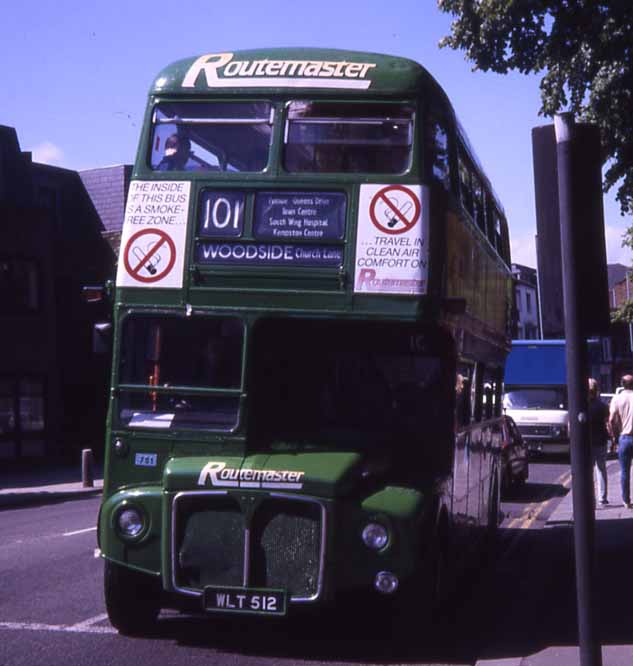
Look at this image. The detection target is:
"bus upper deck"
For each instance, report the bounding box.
[117,49,510,332]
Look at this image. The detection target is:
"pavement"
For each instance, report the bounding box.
[0,460,103,509]
[478,458,633,666]
[1,458,631,664]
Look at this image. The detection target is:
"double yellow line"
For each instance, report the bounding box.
[505,469,573,530]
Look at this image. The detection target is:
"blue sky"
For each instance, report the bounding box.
[3,0,630,268]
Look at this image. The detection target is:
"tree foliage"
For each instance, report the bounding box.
[438,1,633,226]
[611,299,633,325]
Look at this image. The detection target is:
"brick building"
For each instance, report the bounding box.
[0,126,116,461]
[80,165,132,254]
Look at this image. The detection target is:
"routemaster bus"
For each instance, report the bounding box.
[99,48,513,634]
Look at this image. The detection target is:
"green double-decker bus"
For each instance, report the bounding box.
[99,48,513,634]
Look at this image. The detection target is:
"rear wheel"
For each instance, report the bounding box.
[104,560,161,635]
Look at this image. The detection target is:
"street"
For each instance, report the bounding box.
[0,458,630,666]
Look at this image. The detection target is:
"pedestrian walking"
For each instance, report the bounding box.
[587,378,609,505]
[608,374,633,508]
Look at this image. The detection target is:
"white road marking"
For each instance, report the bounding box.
[68,614,109,630]
[0,620,115,635]
[63,527,97,537]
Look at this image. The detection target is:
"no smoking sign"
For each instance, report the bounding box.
[115,180,191,289]
[355,183,429,296]
[369,185,421,235]
[123,229,177,284]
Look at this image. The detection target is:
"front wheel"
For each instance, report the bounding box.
[104,560,161,635]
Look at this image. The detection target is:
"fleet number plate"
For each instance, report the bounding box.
[203,586,286,616]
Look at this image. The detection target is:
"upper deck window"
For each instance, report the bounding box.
[284,102,414,174]
[150,102,273,172]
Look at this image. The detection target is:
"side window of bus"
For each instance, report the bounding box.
[472,362,484,422]
[425,109,450,190]
[499,217,511,265]
[472,174,486,234]
[483,366,502,419]
[485,195,497,249]
[455,363,473,427]
[458,151,473,217]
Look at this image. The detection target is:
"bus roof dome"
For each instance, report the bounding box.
[149,48,429,96]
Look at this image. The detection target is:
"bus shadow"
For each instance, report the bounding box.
[504,480,568,503]
[152,598,481,663]
[137,519,633,663]
[472,520,633,661]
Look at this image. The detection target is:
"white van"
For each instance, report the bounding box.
[502,385,569,455]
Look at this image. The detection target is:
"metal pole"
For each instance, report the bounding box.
[626,272,633,353]
[555,113,602,666]
[82,448,94,488]
[535,234,544,339]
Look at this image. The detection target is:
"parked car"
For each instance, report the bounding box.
[600,393,614,407]
[498,415,529,496]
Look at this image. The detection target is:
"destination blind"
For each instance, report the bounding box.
[196,191,346,268]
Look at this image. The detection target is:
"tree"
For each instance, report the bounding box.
[437,1,633,231]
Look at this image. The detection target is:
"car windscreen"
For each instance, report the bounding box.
[117,315,243,431]
[150,102,273,172]
[251,318,452,449]
[284,101,414,173]
[503,386,568,410]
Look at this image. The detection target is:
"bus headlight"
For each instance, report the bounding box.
[116,507,145,539]
[362,523,389,550]
[375,571,399,594]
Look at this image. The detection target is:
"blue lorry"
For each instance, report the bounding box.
[503,340,570,455]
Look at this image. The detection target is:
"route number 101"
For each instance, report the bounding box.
[199,191,245,237]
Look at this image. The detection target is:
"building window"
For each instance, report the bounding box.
[19,379,45,432]
[0,377,46,458]
[526,291,532,314]
[0,259,40,314]
[0,378,15,436]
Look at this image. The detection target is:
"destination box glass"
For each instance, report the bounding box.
[254,191,346,241]
[196,241,344,267]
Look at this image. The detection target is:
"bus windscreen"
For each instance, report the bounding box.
[150,102,273,172]
[117,315,243,431]
[284,101,414,173]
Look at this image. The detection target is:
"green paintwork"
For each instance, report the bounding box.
[150,48,428,97]
[100,486,163,576]
[98,47,513,619]
[164,451,363,498]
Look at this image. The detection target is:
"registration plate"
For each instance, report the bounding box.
[203,586,286,616]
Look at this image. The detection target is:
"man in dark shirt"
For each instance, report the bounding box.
[588,378,609,505]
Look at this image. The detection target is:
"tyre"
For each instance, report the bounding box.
[104,560,161,635]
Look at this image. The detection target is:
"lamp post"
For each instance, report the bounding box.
[626,271,633,354]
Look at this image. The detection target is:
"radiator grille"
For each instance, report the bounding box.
[177,497,244,588]
[251,499,322,598]
[517,424,552,437]
[174,493,324,600]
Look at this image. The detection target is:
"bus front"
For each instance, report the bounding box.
[100,49,457,634]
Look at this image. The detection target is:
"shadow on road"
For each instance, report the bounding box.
[114,519,633,664]
[503,480,568,503]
